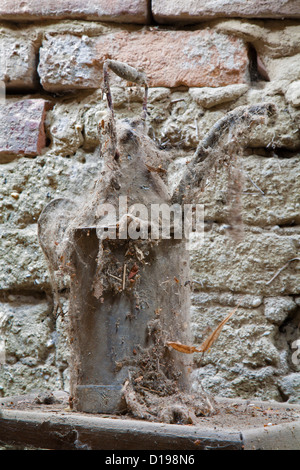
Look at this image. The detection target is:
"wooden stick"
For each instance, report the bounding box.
[107,272,122,282]
[122,264,127,290]
[266,258,300,285]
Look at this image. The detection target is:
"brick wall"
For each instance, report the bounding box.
[0,1,299,402]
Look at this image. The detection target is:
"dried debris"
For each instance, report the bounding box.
[123,379,217,424]
[166,299,244,358]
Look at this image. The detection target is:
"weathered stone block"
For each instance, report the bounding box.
[0,295,64,395]
[279,373,300,403]
[0,35,37,90]
[243,93,300,150]
[191,291,263,309]
[48,101,85,153]
[0,152,101,228]
[189,84,249,109]
[263,54,300,85]
[190,227,300,296]
[38,29,249,91]
[189,297,282,400]
[264,296,297,325]
[38,34,102,92]
[0,226,50,291]
[98,29,250,88]
[0,0,150,24]
[285,80,300,107]
[206,155,300,227]
[169,154,300,227]
[214,20,300,60]
[152,0,300,24]
[0,99,49,160]
[189,288,300,400]
[0,296,52,361]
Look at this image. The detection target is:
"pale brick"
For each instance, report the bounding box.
[38,29,249,91]
[0,35,37,90]
[0,0,150,23]
[152,0,300,24]
[96,29,249,87]
[0,99,49,159]
[38,34,102,92]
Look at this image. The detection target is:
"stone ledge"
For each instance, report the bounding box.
[0,399,300,450]
[0,407,242,450]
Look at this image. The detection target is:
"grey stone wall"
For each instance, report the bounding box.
[0,6,299,403]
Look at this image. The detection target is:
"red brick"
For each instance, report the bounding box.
[38,29,249,91]
[0,99,50,158]
[152,0,300,23]
[97,29,249,87]
[0,0,150,23]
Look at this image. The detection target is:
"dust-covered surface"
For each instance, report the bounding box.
[1,391,300,431]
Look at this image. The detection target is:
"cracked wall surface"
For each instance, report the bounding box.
[0,2,299,403]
